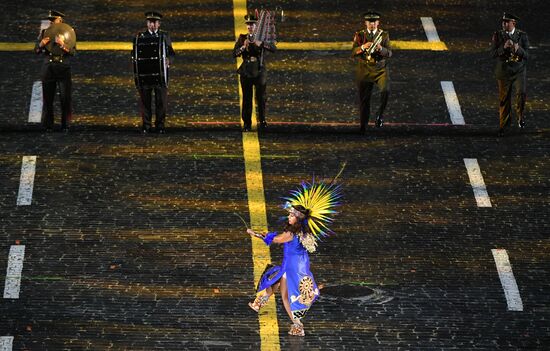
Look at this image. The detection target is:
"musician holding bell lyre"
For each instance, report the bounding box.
[490,12,529,136]
[352,11,392,133]
[233,14,277,132]
[35,10,76,133]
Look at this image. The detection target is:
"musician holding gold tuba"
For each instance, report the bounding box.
[490,12,529,135]
[352,11,392,133]
[233,14,277,132]
[35,10,76,132]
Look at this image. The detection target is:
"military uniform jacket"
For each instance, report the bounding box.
[34,28,76,65]
[491,29,529,80]
[233,34,277,77]
[352,29,392,72]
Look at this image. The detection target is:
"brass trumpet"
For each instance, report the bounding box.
[502,31,520,63]
[366,30,383,61]
[506,44,521,62]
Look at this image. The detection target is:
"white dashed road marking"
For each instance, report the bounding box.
[3,245,25,299]
[492,249,524,311]
[441,81,465,125]
[0,336,14,351]
[421,17,442,42]
[28,81,43,123]
[16,156,37,206]
[464,158,492,207]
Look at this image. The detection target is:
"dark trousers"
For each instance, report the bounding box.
[497,71,526,129]
[240,70,267,128]
[41,63,72,129]
[357,70,389,129]
[138,86,168,129]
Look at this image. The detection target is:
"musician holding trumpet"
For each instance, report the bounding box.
[35,10,76,133]
[352,11,392,133]
[490,12,529,136]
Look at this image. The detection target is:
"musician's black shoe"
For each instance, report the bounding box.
[242,124,252,132]
[61,126,69,134]
[141,128,151,134]
[497,128,505,137]
[518,118,525,129]
[157,128,166,134]
[360,125,366,134]
[45,127,53,133]
[259,121,268,129]
[375,115,384,128]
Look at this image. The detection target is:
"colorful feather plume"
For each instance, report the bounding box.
[283,179,342,241]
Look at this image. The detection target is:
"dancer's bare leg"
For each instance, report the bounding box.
[281,276,305,336]
[280,276,293,321]
[249,281,280,312]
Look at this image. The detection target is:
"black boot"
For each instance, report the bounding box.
[375,115,384,128]
[518,118,525,129]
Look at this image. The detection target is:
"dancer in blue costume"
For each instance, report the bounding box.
[247,179,342,337]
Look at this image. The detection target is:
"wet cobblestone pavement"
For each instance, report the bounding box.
[0,1,549,350]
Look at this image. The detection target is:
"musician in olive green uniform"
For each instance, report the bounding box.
[490,12,529,135]
[34,10,76,132]
[352,11,392,133]
[233,15,277,132]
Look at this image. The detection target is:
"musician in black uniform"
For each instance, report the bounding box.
[233,15,277,132]
[352,11,392,133]
[34,10,75,132]
[490,12,529,135]
[136,11,175,134]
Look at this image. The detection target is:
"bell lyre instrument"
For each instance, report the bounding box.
[250,7,284,43]
[249,7,283,66]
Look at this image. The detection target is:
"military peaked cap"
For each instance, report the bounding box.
[244,14,257,23]
[502,12,520,22]
[47,10,65,21]
[363,11,382,21]
[145,11,163,21]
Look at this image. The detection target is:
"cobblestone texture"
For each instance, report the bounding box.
[1,1,549,350]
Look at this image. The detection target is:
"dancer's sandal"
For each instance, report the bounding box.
[288,319,305,337]
[248,294,269,312]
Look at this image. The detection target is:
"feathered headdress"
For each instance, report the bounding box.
[283,178,343,242]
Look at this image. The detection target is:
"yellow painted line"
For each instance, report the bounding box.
[242,133,279,350]
[391,40,448,51]
[234,1,280,350]
[278,40,448,51]
[0,40,447,51]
